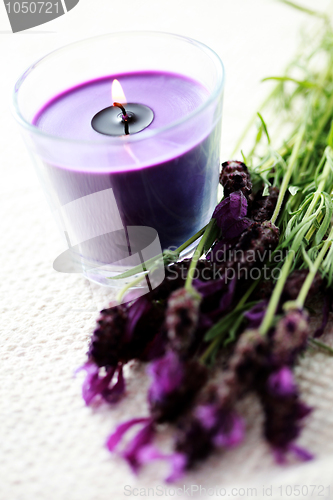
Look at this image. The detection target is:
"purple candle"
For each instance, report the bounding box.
[14,32,224,286]
[33,71,221,258]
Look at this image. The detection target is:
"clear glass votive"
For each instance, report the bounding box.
[13,31,225,289]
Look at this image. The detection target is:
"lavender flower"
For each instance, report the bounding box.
[219,160,252,199]
[272,309,310,366]
[226,329,270,397]
[209,220,280,275]
[88,303,128,367]
[88,296,165,368]
[259,369,312,462]
[225,327,313,463]
[314,294,331,338]
[213,191,251,238]
[78,362,125,405]
[174,386,244,470]
[282,270,323,302]
[166,288,201,355]
[106,417,155,473]
[148,350,208,423]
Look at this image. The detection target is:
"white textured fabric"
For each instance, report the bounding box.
[1,1,333,499]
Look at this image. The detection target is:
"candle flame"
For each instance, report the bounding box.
[112,79,127,104]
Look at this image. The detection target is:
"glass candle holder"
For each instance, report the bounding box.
[13,31,225,289]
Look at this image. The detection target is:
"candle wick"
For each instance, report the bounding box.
[113,102,130,135]
[113,102,128,118]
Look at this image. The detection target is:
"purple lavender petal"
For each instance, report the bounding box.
[195,405,218,430]
[213,191,247,223]
[267,367,297,397]
[102,364,126,404]
[314,294,331,338]
[213,414,245,448]
[80,364,99,405]
[106,417,150,452]
[148,351,184,403]
[230,190,248,219]
[79,362,117,406]
[289,444,314,461]
[213,191,249,238]
[212,194,231,220]
[207,239,236,263]
[140,329,168,362]
[165,453,187,483]
[136,444,166,463]
[273,444,314,464]
[218,275,237,313]
[193,277,227,297]
[122,421,155,472]
[223,218,252,239]
[273,448,287,464]
[296,402,312,420]
[194,277,236,320]
[137,446,187,483]
[244,301,267,328]
[126,296,151,340]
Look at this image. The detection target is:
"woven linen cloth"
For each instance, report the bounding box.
[1,1,333,499]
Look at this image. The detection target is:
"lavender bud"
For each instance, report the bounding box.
[148,350,208,423]
[251,186,279,222]
[219,160,252,199]
[272,309,310,365]
[166,288,201,354]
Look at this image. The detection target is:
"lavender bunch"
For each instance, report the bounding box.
[78,9,333,481]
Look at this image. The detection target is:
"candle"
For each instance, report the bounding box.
[14,32,224,286]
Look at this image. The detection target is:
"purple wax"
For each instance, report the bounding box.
[33,71,221,264]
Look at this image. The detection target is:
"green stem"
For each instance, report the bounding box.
[299,93,333,174]
[200,335,221,364]
[271,116,309,225]
[185,220,216,292]
[259,250,295,335]
[309,338,333,355]
[296,228,333,308]
[176,224,207,254]
[116,273,148,303]
[303,156,332,221]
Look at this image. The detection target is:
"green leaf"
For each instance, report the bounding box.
[327,120,333,148]
[255,126,263,145]
[262,76,320,88]
[315,193,333,244]
[203,223,221,255]
[224,314,246,346]
[288,185,300,195]
[204,302,258,341]
[262,185,270,196]
[275,0,327,19]
[301,244,315,272]
[241,150,247,164]
[257,112,271,144]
